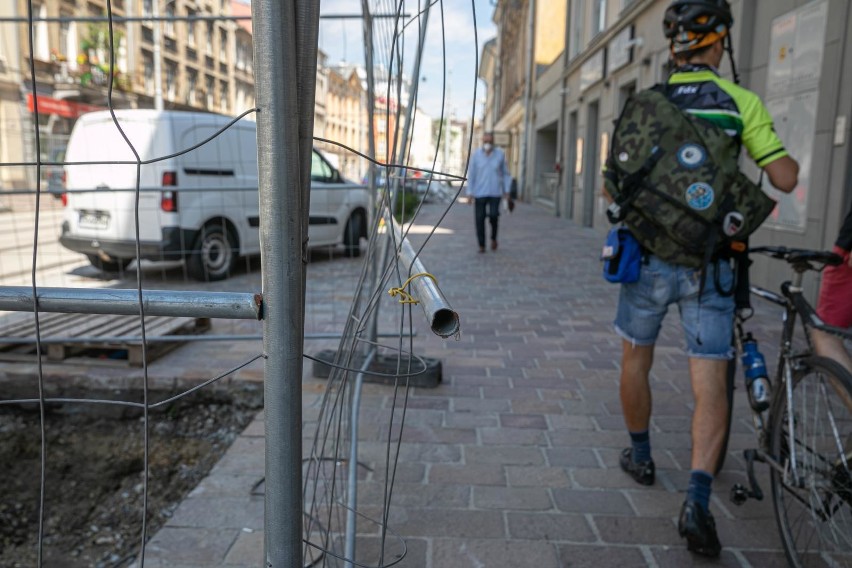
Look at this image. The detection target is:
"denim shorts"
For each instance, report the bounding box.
[614,255,735,359]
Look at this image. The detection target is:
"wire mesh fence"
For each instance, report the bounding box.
[0,0,477,565]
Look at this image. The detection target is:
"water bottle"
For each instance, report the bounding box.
[740,333,772,412]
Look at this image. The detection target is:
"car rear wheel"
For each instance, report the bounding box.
[86,254,131,274]
[343,211,364,258]
[187,223,238,281]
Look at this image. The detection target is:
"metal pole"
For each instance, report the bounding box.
[0,287,261,319]
[252,0,304,565]
[152,0,163,111]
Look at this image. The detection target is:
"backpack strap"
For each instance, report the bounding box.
[605,146,666,224]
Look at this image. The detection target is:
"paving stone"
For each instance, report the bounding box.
[506,512,596,542]
[168,497,264,530]
[506,465,571,488]
[593,514,681,546]
[499,413,548,429]
[429,463,506,486]
[651,546,746,567]
[545,448,601,468]
[556,544,647,567]
[552,489,632,515]
[480,426,547,445]
[473,486,553,510]
[432,537,560,567]
[390,508,505,538]
[142,527,238,565]
[464,445,545,466]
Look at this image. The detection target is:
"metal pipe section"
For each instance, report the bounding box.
[252,0,304,564]
[344,347,376,567]
[0,287,261,320]
[387,218,460,338]
[0,332,413,344]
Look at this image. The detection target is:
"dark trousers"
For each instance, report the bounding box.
[474,196,501,247]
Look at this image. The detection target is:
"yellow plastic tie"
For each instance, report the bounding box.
[388,272,437,305]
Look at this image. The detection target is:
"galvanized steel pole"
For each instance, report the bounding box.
[252,0,304,565]
[0,287,261,319]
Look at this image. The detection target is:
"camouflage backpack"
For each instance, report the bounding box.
[603,85,776,268]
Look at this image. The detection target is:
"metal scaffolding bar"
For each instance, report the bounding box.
[0,287,261,320]
[252,0,308,564]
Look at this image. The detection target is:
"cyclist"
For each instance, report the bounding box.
[607,0,799,558]
[812,203,852,374]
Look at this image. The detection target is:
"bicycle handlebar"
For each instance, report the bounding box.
[749,246,842,273]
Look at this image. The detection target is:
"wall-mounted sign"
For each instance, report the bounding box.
[607,26,635,75]
[580,50,605,92]
[763,0,828,233]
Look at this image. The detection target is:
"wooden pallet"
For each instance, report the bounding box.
[0,311,211,366]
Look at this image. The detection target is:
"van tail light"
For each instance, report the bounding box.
[60,193,67,207]
[161,171,178,212]
[161,190,178,212]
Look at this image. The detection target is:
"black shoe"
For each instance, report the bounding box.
[619,448,655,486]
[678,500,722,558]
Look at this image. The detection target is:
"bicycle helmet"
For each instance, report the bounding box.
[663,0,733,54]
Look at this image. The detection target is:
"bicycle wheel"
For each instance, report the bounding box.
[770,356,852,567]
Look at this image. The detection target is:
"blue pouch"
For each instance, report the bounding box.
[601,227,641,283]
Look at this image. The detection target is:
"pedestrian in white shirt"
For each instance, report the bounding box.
[466,132,513,253]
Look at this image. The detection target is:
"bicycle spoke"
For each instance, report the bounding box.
[772,357,852,567]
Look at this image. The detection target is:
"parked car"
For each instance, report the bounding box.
[59,110,370,280]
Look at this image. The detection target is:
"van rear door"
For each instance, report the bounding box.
[64,112,174,245]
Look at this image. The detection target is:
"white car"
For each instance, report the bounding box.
[59,110,370,280]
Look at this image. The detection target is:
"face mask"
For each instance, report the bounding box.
[483,143,493,152]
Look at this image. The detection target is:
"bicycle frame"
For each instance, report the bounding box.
[733,250,851,502]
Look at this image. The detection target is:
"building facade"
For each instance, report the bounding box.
[0,0,248,191]
[487,0,852,292]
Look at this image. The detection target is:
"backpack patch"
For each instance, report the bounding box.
[604,87,776,268]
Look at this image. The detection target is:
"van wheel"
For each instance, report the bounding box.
[343,211,364,258]
[187,224,237,281]
[86,255,131,273]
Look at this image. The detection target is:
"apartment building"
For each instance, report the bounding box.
[0,0,247,191]
[486,0,852,291]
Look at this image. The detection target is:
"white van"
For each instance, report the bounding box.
[60,110,370,280]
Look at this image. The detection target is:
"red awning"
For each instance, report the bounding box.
[26,93,104,119]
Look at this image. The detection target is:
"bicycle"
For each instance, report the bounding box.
[724,246,852,567]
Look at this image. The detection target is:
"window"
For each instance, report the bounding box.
[187,11,196,47]
[206,22,214,55]
[206,75,214,108]
[220,80,228,111]
[60,18,78,70]
[143,53,154,95]
[569,0,585,58]
[187,69,197,104]
[143,0,152,17]
[165,5,175,35]
[592,0,607,36]
[166,61,177,101]
[32,3,49,61]
[219,28,228,61]
[311,151,334,182]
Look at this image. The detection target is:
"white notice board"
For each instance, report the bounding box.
[763,0,827,232]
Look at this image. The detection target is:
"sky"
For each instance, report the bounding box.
[317,0,498,123]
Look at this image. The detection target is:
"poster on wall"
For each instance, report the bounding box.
[763,0,827,232]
